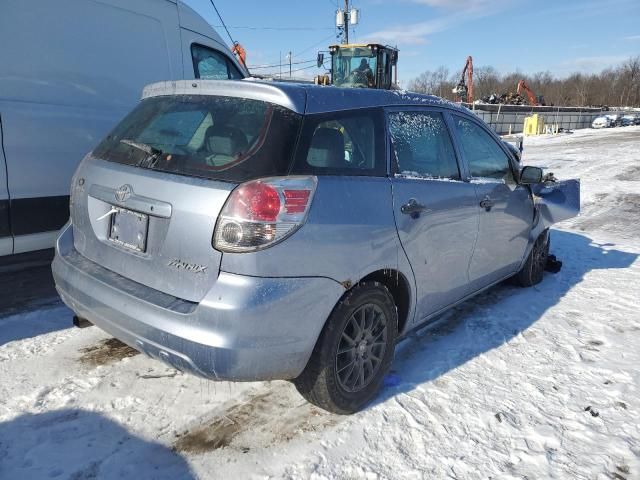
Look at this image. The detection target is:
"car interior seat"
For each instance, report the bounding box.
[204,124,249,160]
[307,128,346,169]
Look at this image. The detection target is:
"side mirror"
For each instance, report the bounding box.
[520,166,543,184]
[317,53,325,68]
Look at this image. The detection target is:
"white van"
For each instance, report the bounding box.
[0,0,245,257]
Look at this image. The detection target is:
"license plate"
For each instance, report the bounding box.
[109,207,149,252]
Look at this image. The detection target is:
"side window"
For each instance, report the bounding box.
[388,111,460,179]
[452,115,513,181]
[191,44,243,80]
[292,110,385,176]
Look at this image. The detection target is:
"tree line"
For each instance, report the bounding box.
[407,56,640,108]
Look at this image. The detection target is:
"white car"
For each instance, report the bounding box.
[591,116,611,129]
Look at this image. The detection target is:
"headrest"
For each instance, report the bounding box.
[204,125,248,157]
[307,128,345,169]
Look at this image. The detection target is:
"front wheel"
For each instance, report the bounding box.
[294,282,398,414]
[514,230,550,287]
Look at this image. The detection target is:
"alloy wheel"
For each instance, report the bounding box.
[335,303,388,393]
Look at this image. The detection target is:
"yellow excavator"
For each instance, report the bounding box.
[316,43,399,90]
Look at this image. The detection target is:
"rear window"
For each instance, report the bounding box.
[93,95,301,183]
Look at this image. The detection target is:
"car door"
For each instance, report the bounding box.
[0,114,12,256]
[449,114,533,290]
[388,109,479,321]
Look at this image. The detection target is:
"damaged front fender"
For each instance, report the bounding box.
[531,179,581,231]
[521,178,580,266]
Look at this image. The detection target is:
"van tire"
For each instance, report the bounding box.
[294,281,397,414]
[514,230,550,287]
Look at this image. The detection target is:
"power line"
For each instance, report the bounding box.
[212,25,334,31]
[247,33,337,72]
[208,1,235,46]
[248,59,317,70]
[291,64,320,73]
[292,33,338,59]
[262,63,320,77]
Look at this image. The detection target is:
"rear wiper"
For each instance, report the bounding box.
[120,139,163,168]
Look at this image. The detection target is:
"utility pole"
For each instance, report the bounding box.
[344,0,349,44]
[288,51,292,78]
[336,2,357,44]
[279,51,282,79]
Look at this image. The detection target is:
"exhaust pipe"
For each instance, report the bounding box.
[73,316,93,328]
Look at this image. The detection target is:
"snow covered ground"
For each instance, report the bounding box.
[1,126,639,479]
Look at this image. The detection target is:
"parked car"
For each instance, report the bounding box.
[0,0,245,257]
[52,81,580,413]
[591,116,611,129]
[621,115,636,127]
[613,115,628,127]
[604,114,622,127]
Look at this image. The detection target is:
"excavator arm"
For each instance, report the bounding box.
[453,56,473,103]
[517,80,539,106]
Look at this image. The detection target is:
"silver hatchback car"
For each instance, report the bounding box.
[53,80,580,413]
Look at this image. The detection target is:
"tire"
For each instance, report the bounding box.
[514,229,550,287]
[294,281,398,414]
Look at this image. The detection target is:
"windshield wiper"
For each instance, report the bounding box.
[120,139,163,168]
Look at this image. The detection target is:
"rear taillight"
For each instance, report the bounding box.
[213,176,317,253]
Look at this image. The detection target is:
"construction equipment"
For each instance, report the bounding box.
[316,43,399,89]
[231,42,247,71]
[452,56,474,103]
[517,80,541,106]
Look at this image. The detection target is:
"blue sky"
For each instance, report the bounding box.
[184,0,640,85]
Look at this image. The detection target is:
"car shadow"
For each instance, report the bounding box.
[0,250,60,316]
[0,260,69,345]
[0,409,196,479]
[371,229,639,407]
[0,303,71,347]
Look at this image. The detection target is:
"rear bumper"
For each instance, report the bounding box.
[52,222,344,381]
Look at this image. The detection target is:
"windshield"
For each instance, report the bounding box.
[332,47,377,88]
[93,95,302,183]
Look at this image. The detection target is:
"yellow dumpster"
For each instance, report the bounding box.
[523,114,545,136]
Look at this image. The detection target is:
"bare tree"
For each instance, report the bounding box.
[408,56,640,107]
[473,66,500,99]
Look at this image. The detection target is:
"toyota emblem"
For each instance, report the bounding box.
[115,184,133,202]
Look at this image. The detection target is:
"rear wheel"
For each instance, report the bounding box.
[294,282,397,414]
[514,230,549,287]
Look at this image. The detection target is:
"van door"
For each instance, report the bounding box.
[388,109,479,320]
[0,115,12,256]
[448,114,534,290]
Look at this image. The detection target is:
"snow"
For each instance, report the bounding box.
[1,127,640,479]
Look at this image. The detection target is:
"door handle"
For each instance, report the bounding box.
[401,198,429,217]
[479,196,494,211]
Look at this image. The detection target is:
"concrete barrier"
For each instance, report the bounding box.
[471,107,608,134]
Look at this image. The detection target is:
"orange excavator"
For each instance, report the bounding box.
[517,80,541,106]
[452,56,473,103]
